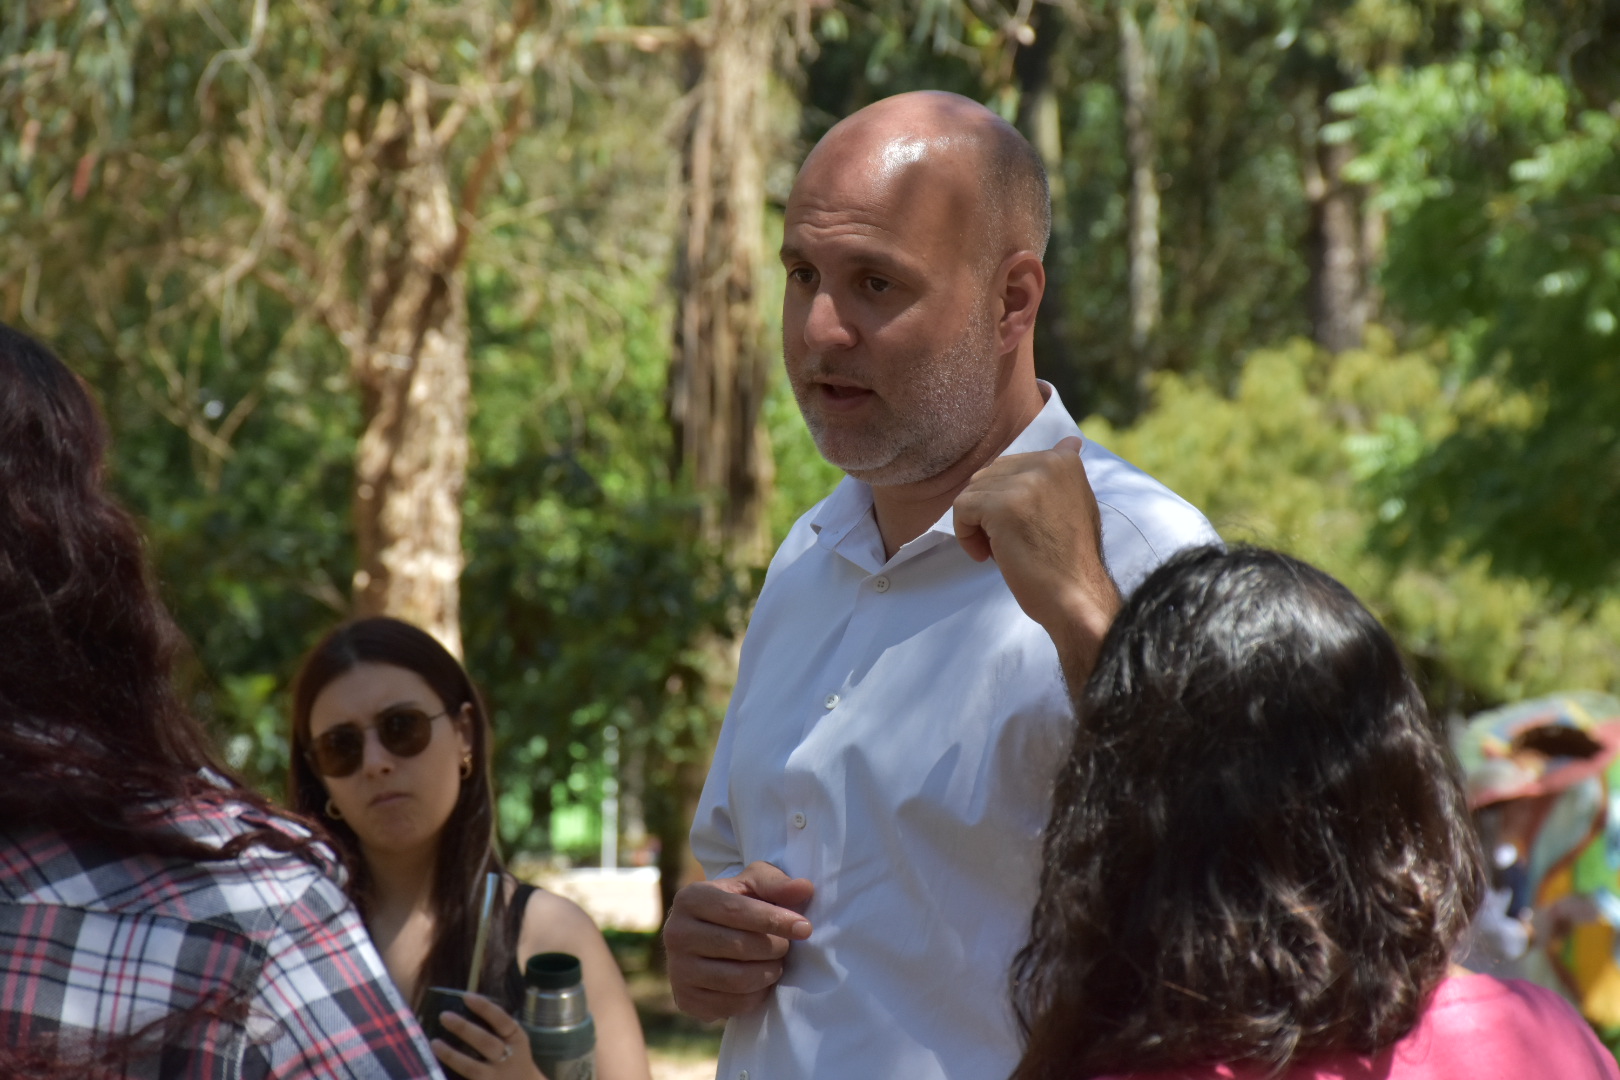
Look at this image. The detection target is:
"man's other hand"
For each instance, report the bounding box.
[663,861,814,1022]
[953,435,1121,688]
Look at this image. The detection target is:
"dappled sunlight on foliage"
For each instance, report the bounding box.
[1085,337,1620,714]
[3,0,1615,866]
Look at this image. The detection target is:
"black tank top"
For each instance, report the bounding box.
[501,881,539,1007]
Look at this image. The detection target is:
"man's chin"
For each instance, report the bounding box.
[810,436,902,483]
[807,421,952,486]
[830,449,938,488]
[824,427,996,489]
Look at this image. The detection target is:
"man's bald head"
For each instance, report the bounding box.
[798,91,1051,268]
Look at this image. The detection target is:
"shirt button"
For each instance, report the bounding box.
[824,693,839,709]
[792,812,806,829]
[873,576,891,593]
[739,1072,749,1080]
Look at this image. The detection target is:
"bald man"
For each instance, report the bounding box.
[663,92,1219,1079]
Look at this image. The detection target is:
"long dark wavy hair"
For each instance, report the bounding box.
[0,321,322,867]
[1011,545,1484,1080]
[288,616,514,1011]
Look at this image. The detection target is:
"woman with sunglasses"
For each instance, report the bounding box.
[0,323,440,1078]
[288,617,651,1080]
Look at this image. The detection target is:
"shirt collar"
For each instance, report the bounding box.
[929,381,1078,539]
[808,471,871,541]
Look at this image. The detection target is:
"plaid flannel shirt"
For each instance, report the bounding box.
[0,798,444,1079]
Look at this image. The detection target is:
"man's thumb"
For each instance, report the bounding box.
[739,860,816,914]
[754,873,815,914]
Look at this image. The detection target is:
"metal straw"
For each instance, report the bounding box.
[466,871,501,994]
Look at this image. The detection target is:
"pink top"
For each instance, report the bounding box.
[1103,975,1619,1080]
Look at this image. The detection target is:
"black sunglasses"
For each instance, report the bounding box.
[307,706,449,778]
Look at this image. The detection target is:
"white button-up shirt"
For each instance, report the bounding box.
[691,385,1219,1080]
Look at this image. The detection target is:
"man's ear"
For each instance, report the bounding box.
[996,251,1046,355]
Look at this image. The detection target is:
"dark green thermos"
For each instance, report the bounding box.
[520,952,595,1080]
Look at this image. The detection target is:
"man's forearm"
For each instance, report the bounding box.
[1044,576,1121,695]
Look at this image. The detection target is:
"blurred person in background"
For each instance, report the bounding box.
[1455,693,1620,1027]
[288,616,650,1080]
[0,321,442,1078]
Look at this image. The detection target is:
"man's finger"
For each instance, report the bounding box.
[676,878,812,940]
[664,865,813,1023]
[675,954,788,996]
[745,867,815,916]
[667,913,795,962]
[953,479,1005,563]
[672,982,773,1024]
[954,435,1086,564]
[954,505,995,562]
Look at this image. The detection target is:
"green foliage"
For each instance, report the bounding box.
[462,270,756,849]
[1086,335,1620,712]
[1338,13,1620,590]
[7,0,1619,868]
[800,1,1318,418]
[2,1,764,854]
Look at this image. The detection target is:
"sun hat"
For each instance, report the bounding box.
[1453,691,1620,809]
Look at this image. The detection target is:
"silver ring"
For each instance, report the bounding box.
[499,1044,513,1062]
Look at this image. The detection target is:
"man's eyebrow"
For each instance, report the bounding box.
[779,243,912,278]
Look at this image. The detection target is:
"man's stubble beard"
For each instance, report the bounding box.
[790,304,1002,487]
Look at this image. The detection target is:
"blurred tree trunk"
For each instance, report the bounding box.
[1119,2,1162,407]
[1302,91,1381,353]
[192,8,539,659]
[347,80,471,657]
[218,22,533,658]
[1015,3,1074,395]
[657,0,787,925]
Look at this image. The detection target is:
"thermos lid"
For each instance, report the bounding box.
[525,951,584,991]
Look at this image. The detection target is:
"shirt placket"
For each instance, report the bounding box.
[779,558,897,890]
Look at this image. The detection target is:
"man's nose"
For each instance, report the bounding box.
[802,289,856,351]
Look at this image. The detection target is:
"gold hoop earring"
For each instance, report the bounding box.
[325,798,343,820]
[459,755,474,780]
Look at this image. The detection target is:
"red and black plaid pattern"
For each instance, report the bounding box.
[0,801,443,1078]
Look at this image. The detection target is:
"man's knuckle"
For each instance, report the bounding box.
[733,933,772,962]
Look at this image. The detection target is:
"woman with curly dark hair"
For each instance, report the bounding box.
[0,322,440,1078]
[1000,543,1616,1079]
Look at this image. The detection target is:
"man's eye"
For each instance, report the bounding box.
[788,267,816,285]
[865,277,894,294]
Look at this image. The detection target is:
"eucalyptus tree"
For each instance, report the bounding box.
[1,3,762,871]
[1,0,576,656]
[624,0,815,911]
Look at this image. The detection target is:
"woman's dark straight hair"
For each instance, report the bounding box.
[1011,545,1484,1080]
[0,321,323,867]
[0,321,331,1077]
[288,616,513,1012]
